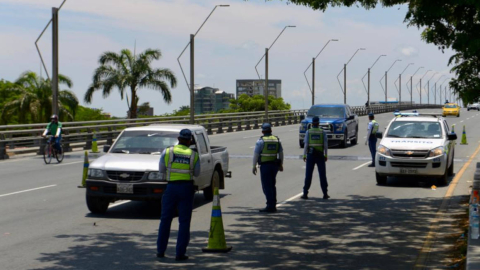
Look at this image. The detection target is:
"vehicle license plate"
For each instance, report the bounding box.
[117,183,134,194]
[400,168,418,174]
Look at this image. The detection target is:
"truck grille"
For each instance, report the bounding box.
[106,171,145,181]
[390,162,428,168]
[391,150,429,158]
[307,123,332,132]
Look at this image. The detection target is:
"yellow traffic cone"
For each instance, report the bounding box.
[78,151,89,188]
[202,187,232,253]
[91,132,99,153]
[461,125,468,145]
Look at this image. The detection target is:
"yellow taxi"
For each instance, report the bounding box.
[442,103,460,117]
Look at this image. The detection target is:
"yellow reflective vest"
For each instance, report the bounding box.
[165,145,199,181]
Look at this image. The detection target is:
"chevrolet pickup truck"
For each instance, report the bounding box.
[85,124,231,214]
[375,112,456,186]
[299,104,359,148]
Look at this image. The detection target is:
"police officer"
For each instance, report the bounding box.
[301,116,329,200]
[252,123,284,213]
[157,129,200,261]
[365,113,379,167]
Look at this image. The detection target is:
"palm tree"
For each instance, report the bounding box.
[84,48,177,118]
[1,71,78,123]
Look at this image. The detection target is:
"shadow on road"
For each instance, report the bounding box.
[31,193,460,270]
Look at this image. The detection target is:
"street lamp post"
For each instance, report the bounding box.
[362,54,386,107]
[432,75,445,104]
[255,25,296,121]
[426,72,438,104]
[439,78,449,104]
[379,59,401,103]
[406,67,423,105]
[394,63,413,106]
[304,39,339,106]
[178,5,230,124]
[416,70,431,104]
[337,48,366,104]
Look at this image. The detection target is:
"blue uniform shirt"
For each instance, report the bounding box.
[159,147,201,178]
[303,129,328,157]
[252,133,284,167]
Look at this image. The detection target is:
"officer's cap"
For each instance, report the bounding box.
[312,116,320,123]
[368,112,374,117]
[178,129,192,140]
[261,123,272,131]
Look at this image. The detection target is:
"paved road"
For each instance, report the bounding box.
[1,108,479,269]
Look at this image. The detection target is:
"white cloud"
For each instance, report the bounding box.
[400,46,418,57]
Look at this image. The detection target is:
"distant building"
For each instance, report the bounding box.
[236,79,282,98]
[194,86,234,114]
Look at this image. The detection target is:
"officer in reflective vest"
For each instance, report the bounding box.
[301,116,329,200]
[157,129,200,261]
[365,112,379,167]
[252,123,284,213]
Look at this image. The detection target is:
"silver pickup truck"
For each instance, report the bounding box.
[85,124,231,214]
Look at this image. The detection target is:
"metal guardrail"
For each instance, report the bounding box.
[0,105,442,160]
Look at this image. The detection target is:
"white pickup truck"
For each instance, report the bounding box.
[375,113,457,186]
[85,124,231,214]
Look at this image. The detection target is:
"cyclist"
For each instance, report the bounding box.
[42,114,62,154]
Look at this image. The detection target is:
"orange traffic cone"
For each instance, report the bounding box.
[202,187,232,253]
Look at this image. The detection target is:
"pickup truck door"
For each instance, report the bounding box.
[194,131,214,188]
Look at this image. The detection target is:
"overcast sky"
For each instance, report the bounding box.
[0,0,454,117]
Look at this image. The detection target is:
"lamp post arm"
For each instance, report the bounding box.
[314,40,332,60]
[337,67,345,94]
[269,26,288,50]
[387,60,401,72]
[194,6,219,36]
[346,49,360,66]
[304,65,313,94]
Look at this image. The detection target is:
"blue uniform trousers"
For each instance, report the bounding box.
[260,163,279,210]
[303,153,328,196]
[368,137,377,165]
[157,182,195,257]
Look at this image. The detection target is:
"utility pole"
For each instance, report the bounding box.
[344,64,347,104]
[362,54,385,107]
[189,34,195,124]
[265,48,269,120]
[52,8,59,115]
[312,57,315,106]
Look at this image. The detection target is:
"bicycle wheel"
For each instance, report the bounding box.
[43,144,52,164]
[56,145,64,163]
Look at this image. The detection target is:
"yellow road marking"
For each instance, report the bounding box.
[414,142,480,269]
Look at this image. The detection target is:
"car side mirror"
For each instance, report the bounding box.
[348,115,355,120]
[376,132,383,139]
[448,133,457,141]
[103,145,111,153]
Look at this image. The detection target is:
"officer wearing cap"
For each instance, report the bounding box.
[301,116,329,200]
[157,129,200,261]
[252,123,284,213]
[365,113,379,167]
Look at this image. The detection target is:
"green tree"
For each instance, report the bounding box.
[229,94,291,112]
[2,71,78,123]
[84,48,177,119]
[75,106,109,121]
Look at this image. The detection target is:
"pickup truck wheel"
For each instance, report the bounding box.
[339,130,348,148]
[86,195,109,214]
[457,113,460,117]
[448,152,455,176]
[437,167,449,186]
[299,140,304,148]
[350,128,358,145]
[204,169,220,201]
[376,172,387,185]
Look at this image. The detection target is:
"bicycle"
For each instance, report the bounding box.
[43,135,64,164]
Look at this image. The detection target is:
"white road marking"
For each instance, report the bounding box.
[108,200,131,208]
[0,185,57,198]
[276,192,303,208]
[353,161,372,170]
[461,121,464,123]
[53,161,84,167]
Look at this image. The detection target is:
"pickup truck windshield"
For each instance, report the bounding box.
[307,107,345,118]
[110,131,178,154]
[387,121,443,139]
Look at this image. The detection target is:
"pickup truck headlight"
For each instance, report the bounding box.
[428,146,444,157]
[378,145,392,157]
[148,171,165,181]
[335,123,344,132]
[88,169,104,179]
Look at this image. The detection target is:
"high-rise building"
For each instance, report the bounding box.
[194,86,234,114]
[236,79,282,98]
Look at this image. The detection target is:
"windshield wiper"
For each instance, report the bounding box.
[112,150,129,154]
[387,134,401,138]
[411,136,429,139]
